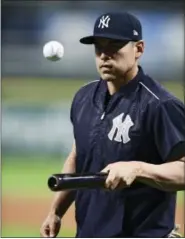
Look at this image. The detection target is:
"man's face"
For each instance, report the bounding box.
[94,37,143,81]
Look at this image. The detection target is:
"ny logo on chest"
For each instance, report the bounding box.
[108,113,134,144]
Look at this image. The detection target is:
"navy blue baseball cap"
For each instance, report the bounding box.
[80,12,142,44]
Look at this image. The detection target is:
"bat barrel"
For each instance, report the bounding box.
[48,173,108,191]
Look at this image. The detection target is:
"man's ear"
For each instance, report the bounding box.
[135,40,144,59]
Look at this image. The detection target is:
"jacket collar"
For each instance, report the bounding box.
[93,66,145,112]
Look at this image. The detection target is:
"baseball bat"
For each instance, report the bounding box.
[48,173,108,191]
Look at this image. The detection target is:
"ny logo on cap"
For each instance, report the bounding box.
[98,15,111,29]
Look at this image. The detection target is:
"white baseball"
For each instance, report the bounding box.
[43,41,64,61]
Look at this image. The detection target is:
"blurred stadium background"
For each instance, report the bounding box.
[1,1,184,237]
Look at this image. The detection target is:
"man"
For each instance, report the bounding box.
[40,12,185,238]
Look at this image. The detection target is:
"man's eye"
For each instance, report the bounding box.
[113,43,121,47]
[95,46,102,51]
[112,40,122,45]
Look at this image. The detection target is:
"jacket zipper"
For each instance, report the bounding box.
[100,112,105,120]
[100,94,122,121]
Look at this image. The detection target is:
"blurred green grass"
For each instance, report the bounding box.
[162,81,184,101]
[2,156,65,198]
[2,157,75,238]
[2,78,87,105]
[2,225,75,237]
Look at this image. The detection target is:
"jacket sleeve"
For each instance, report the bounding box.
[152,99,185,162]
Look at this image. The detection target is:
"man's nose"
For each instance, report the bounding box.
[99,49,112,60]
[100,52,110,60]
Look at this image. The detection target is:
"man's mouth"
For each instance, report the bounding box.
[101,64,112,69]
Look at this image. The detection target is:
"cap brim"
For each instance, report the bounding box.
[79,36,95,44]
[79,34,132,45]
